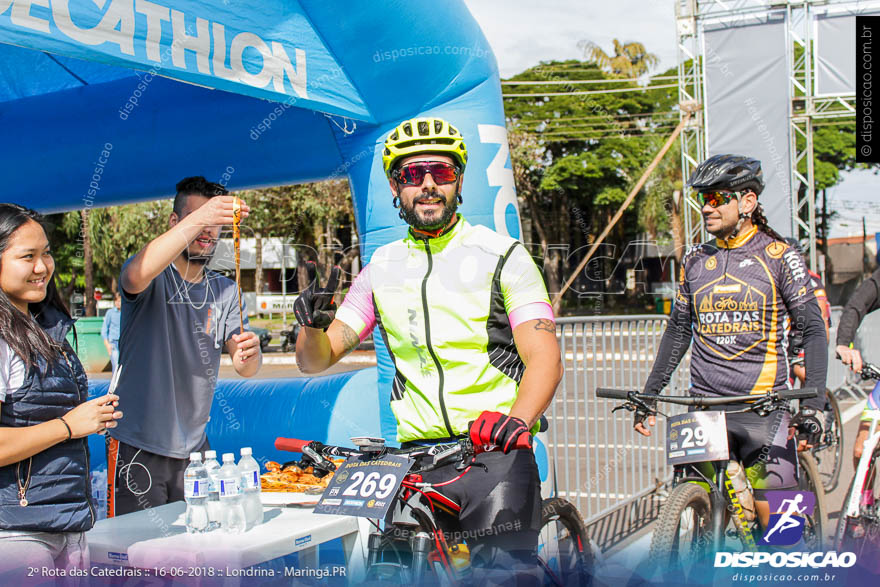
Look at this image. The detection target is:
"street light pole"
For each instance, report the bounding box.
[281,240,288,328]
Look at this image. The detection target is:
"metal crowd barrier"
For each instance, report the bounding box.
[550,315,689,550]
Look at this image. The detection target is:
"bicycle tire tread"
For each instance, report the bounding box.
[813,390,843,493]
[649,483,711,566]
[798,452,829,550]
[540,497,595,585]
[835,448,880,555]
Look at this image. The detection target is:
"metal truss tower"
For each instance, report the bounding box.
[676,0,870,272]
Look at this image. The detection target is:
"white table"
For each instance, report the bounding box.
[86,493,370,584]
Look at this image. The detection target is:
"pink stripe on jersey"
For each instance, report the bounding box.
[508,302,555,329]
[339,264,377,341]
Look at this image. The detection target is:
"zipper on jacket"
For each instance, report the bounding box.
[82,439,96,526]
[421,241,454,437]
[65,349,96,526]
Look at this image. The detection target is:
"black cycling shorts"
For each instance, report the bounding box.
[406,445,542,569]
[695,407,798,499]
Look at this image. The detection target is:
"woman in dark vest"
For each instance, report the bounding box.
[0,204,122,579]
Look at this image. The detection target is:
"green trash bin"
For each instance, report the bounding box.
[66,316,110,373]
[655,297,672,315]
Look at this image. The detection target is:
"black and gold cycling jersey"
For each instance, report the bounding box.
[674,226,814,396]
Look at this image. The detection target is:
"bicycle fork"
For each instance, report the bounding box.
[411,532,434,583]
[712,462,758,552]
[710,463,727,552]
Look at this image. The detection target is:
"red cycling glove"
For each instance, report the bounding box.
[469,411,532,454]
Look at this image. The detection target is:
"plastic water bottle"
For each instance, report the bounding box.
[203,450,222,531]
[218,453,246,534]
[726,461,756,521]
[239,447,264,529]
[184,453,210,534]
[90,469,107,521]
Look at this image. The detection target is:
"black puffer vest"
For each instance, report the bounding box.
[0,307,95,532]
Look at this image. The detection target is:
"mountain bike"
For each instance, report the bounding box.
[834,363,880,561]
[597,387,827,569]
[276,435,593,586]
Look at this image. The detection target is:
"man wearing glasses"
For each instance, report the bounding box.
[294,117,562,579]
[636,154,828,534]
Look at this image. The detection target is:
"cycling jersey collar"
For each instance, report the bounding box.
[409,213,462,241]
[716,225,758,249]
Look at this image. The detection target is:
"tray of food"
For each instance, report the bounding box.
[259,459,344,494]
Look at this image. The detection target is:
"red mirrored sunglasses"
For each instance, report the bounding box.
[698,190,742,208]
[393,161,460,186]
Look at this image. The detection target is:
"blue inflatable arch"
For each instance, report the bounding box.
[0,0,520,441]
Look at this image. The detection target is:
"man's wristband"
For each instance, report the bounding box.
[57,416,72,441]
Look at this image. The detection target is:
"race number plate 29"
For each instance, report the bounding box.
[666,411,729,465]
[313,454,413,519]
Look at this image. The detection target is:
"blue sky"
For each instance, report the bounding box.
[463,0,874,239]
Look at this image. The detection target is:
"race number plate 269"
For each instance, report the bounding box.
[313,454,413,519]
[666,411,729,465]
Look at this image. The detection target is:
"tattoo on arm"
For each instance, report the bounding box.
[533,319,555,333]
[341,324,360,352]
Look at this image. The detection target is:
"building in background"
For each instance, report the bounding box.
[824,233,879,305]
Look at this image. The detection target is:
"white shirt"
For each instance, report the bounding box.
[0,338,26,403]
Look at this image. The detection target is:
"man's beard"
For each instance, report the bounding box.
[182,244,215,265]
[705,216,738,239]
[400,192,458,231]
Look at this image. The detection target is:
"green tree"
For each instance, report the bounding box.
[57,200,173,311]
[237,179,355,293]
[42,213,84,304]
[505,59,679,310]
[792,120,871,256]
[578,39,659,78]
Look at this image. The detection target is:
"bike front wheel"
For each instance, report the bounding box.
[649,483,712,568]
[537,497,594,586]
[797,452,829,550]
[812,390,843,492]
[835,448,880,564]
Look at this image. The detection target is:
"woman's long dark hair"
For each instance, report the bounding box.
[0,204,71,371]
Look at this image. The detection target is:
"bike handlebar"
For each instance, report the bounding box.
[595,387,819,404]
[273,435,527,474]
[274,437,312,453]
[779,388,820,400]
[861,363,880,381]
[595,388,629,400]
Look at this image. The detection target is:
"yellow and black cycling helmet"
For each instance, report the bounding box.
[382,117,468,178]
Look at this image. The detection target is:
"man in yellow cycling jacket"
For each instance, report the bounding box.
[295,117,562,578]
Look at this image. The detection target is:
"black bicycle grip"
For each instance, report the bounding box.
[778,387,818,400]
[596,388,631,400]
[537,415,549,433]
